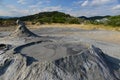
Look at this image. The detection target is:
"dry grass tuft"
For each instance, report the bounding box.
[0,24,120,31]
[28,24,120,31]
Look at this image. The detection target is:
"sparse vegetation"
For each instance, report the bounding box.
[0,11,83,26]
[0,11,120,31]
[19,11,82,24]
[84,15,120,27]
[107,15,120,26]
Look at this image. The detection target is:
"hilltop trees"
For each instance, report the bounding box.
[107,15,120,26]
[19,11,82,24]
[0,11,120,27]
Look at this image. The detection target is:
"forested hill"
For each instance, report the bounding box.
[78,15,120,27]
[107,15,120,26]
[20,11,71,21]
[83,15,120,26]
[0,11,120,27]
[19,11,82,24]
[0,11,83,26]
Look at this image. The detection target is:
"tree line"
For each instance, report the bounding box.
[0,11,120,27]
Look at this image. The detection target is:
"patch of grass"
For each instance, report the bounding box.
[27,23,120,31]
[0,23,120,32]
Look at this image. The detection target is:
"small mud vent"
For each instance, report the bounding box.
[0,44,7,50]
[0,44,12,54]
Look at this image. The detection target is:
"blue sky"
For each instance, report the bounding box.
[0,0,120,17]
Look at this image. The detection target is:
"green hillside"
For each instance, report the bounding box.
[19,11,83,24]
[107,15,120,26]
[84,15,120,27]
[0,11,83,26]
[0,11,120,27]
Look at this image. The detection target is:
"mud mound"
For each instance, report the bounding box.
[0,23,120,80]
[9,20,38,37]
[0,43,119,80]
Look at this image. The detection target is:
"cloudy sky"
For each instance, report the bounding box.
[0,0,120,17]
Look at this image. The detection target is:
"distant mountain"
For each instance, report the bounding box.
[88,16,110,20]
[78,15,110,20]
[78,16,89,20]
[79,15,120,26]
[0,16,12,19]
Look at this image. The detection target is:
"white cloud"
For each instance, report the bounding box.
[71,0,120,17]
[1,0,119,17]
[10,10,30,16]
[0,4,63,17]
[0,0,63,17]
[41,6,63,12]
[17,0,26,4]
[81,0,89,7]
[29,6,63,16]
[28,1,62,14]
[112,5,120,10]
[80,0,115,7]
[73,1,83,5]
[0,5,30,17]
[0,10,10,16]
[28,0,50,9]
[91,0,111,6]
[65,5,113,17]
[29,1,43,8]
[6,5,17,11]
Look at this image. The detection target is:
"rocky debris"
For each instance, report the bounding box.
[9,20,38,37]
[0,44,119,80]
[0,20,40,46]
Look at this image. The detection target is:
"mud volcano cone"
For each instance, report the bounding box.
[10,20,38,37]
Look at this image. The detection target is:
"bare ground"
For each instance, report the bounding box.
[0,25,120,59]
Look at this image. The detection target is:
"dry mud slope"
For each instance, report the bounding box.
[0,21,120,80]
[0,44,120,80]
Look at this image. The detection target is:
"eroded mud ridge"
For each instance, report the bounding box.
[0,20,119,80]
[0,43,120,80]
